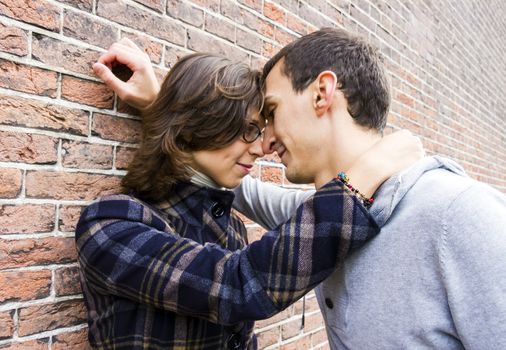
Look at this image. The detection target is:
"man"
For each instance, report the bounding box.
[257,28,506,349]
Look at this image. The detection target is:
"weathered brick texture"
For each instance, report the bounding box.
[0,0,504,349]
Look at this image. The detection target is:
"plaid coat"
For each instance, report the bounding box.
[75,179,379,349]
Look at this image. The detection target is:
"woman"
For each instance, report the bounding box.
[77,40,422,349]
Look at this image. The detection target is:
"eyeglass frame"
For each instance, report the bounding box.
[242,122,264,143]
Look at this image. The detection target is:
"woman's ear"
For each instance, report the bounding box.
[313,70,338,117]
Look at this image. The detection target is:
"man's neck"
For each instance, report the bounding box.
[314,126,382,189]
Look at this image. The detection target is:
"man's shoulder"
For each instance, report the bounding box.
[416,167,501,203]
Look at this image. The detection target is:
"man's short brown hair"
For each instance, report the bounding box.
[263,28,390,131]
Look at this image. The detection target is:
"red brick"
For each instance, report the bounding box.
[256,326,279,348]
[62,140,113,169]
[133,0,163,12]
[0,168,22,198]
[165,46,191,69]
[311,328,328,347]
[18,300,86,336]
[249,164,261,179]
[261,41,278,58]
[261,166,284,183]
[0,236,77,269]
[0,131,57,164]
[259,153,281,163]
[279,335,311,350]
[205,14,236,42]
[54,266,81,296]
[232,210,254,226]
[26,171,121,201]
[251,56,267,71]
[264,2,285,24]
[63,9,117,49]
[274,27,297,46]
[59,205,83,232]
[52,328,88,350]
[0,338,49,349]
[0,204,55,234]
[191,0,219,12]
[61,75,114,109]
[0,310,14,339]
[247,226,264,243]
[255,308,291,328]
[187,28,248,62]
[167,0,204,27]
[236,29,262,54]
[293,295,320,314]
[0,94,89,136]
[0,0,60,31]
[97,0,185,46]
[298,2,333,28]
[287,13,307,35]
[0,23,28,56]
[92,113,141,143]
[121,32,163,64]
[238,0,262,12]
[58,0,92,11]
[117,98,141,116]
[0,270,51,303]
[305,312,325,331]
[115,146,137,170]
[259,21,274,38]
[32,34,100,76]
[0,59,57,96]
[281,318,302,340]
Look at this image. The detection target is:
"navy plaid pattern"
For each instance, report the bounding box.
[75,179,379,349]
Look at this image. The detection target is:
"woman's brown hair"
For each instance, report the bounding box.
[122,53,263,202]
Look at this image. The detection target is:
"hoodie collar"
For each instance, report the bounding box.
[369,156,468,227]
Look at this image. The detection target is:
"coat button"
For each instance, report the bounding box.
[325,298,334,309]
[227,333,242,349]
[211,202,225,218]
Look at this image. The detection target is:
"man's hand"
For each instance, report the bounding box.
[93,38,161,110]
[347,130,425,198]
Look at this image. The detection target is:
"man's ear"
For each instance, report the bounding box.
[313,70,338,117]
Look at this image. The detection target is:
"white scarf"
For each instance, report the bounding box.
[189,168,230,191]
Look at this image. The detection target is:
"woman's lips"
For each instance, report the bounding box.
[237,162,253,173]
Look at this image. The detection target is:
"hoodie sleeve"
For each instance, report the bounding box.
[440,183,506,349]
[233,175,314,230]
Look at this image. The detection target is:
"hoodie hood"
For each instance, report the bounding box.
[369,156,468,227]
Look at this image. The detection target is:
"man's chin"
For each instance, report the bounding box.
[285,168,313,185]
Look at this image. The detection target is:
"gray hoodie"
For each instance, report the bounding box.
[234,156,506,349]
[316,156,506,349]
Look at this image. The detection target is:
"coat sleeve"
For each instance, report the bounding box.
[232,175,314,230]
[75,179,379,325]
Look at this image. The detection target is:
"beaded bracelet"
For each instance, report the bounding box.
[336,172,374,208]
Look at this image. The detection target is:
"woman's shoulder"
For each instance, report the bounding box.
[80,193,158,222]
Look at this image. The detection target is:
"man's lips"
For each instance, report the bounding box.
[275,145,286,160]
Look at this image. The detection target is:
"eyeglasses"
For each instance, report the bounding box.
[242,123,264,143]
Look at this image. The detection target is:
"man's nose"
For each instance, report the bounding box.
[262,124,276,154]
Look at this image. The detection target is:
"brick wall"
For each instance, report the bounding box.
[0,0,505,349]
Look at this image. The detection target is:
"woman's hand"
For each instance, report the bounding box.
[347,130,425,198]
[93,38,160,110]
